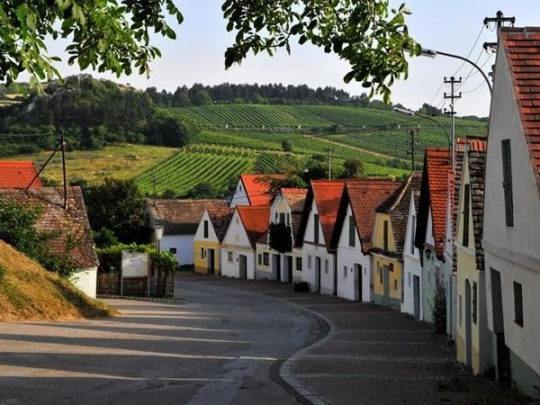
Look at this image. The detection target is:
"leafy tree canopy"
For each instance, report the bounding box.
[1,1,417,101]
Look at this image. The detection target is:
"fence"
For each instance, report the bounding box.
[97,274,174,298]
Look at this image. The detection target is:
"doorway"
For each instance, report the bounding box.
[315,257,321,293]
[413,275,420,319]
[383,265,390,306]
[490,268,510,383]
[207,248,215,274]
[238,255,247,279]
[465,280,472,368]
[354,264,362,301]
[285,256,293,283]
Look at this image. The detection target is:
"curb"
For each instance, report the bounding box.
[97,295,187,304]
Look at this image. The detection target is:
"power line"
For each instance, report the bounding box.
[451,25,485,77]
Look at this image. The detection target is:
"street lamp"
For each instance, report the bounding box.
[154,224,164,297]
[414,47,493,95]
[393,107,453,168]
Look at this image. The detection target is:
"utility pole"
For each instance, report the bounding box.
[406,128,419,171]
[444,76,461,169]
[324,147,334,180]
[483,11,516,51]
[61,130,68,209]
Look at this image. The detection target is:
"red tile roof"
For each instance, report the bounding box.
[0,161,43,188]
[311,180,346,249]
[237,206,271,247]
[207,206,234,242]
[417,148,452,259]
[332,179,400,253]
[500,27,540,195]
[240,174,284,206]
[0,187,97,268]
[281,188,307,212]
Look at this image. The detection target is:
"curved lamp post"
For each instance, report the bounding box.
[393,107,453,168]
[154,224,165,297]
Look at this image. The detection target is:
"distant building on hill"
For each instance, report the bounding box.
[146,199,229,266]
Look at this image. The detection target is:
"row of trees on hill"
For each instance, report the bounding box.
[144,83,392,109]
[0,75,198,156]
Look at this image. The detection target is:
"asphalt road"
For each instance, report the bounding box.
[0,280,322,405]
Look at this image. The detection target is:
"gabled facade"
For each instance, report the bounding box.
[194,206,233,274]
[146,199,229,265]
[255,188,306,282]
[0,187,98,297]
[402,188,422,319]
[0,160,43,188]
[221,206,270,279]
[454,139,491,375]
[371,172,422,310]
[483,27,540,398]
[333,180,400,302]
[297,180,345,294]
[229,174,283,208]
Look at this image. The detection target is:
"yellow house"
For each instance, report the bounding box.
[193,206,233,274]
[454,139,492,374]
[370,172,421,310]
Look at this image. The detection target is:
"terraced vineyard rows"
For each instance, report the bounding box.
[136,146,255,196]
[254,152,305,173]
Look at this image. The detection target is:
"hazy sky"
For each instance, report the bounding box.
[40,1,540,117]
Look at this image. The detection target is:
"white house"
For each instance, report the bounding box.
[297,180,345,295]
[483,27,540,398]
[229,174,283,208]
[402,188,422,319]
[0,187,99,298]
[255,188,307,282]
[221,206,270,279]
[146,199,228,266]
[334,179,400,302]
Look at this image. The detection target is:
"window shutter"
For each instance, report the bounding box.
[501,139,514,227]
[349,215,355,247]
[383,220,389,251]
[314,214,320,244]
[463,184,470,247]
[204,220,209,238]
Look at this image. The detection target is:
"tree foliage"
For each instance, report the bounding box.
[0,0,183,86]
[341,159,365,179]
[269,223,293,253]
[222,0,419,102]
[84,178,147,245]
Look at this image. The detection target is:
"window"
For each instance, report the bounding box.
[349,215,355,247]
[169,248,177,254]
[472,282,478,324]
[513,281,523,326]
[408,272,411,287]
[459,294,462,327]
[411,215,416,254]
[383,220,389,251]
[502,139,514,227]
[394,279,398,291]
[279,213,286,224]
[389,263,394,272]
[343,266,348,277]
[308,255,312,269]
[379,266,383,284]
[258,254,262,265]
[324,259,329,274]
[314,214,320,244]
[204,220,209,238]
[228,251,233,262]
[296,257,302,271]
[200,247,205,259]
[263,252,269,266]
[462,184,470,247]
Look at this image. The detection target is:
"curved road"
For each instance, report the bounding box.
[0,279,321,405]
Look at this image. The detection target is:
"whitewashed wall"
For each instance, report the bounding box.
[160,234,194,265]
[70,267,98,298]
[194,210,219,243]
[221,210,256,279]
[229,179,249,208]
[402,192,423,319]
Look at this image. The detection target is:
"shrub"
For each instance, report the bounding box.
[432,279,447,334]
[269,223,292,253]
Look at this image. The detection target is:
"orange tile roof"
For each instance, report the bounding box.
[240,174,284,206]
[500,27,540,195]
[207,206,234,242]
[237,206,271,247]
[332,179,400,253]
[311,180,346,249]
[0,161,43,188]
[281,188,307,212]
[420,148,452,259]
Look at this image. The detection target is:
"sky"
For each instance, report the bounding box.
[39,0,540,117]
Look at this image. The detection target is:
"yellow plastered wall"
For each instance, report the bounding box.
[194,240,221,274]
[373,256,403,300]
[372,213,397,252]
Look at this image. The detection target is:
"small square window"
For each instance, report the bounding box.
[296,257,302,271]
[263,252,269,266]
[343,266,347,277]
[308,255,312,269]
[258,254,262,265]
[394,279,398,291]
[514,281,523,327]
[228,251,233,262]
[324,259,329,274]
[169,248,177,254]
[200,247,205,259]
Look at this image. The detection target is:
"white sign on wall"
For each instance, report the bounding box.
[121,251,149,278]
